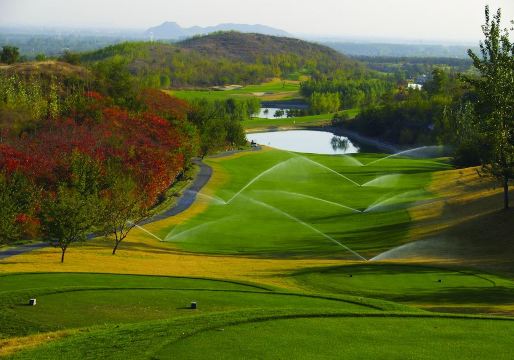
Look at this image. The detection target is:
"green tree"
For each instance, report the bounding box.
[1,46,20,64]
[41,185,100,262]
[93,56,137,107]
[102,172,150,255]
[59,50,81,65]
[462,6,514,209]
[40,153,103,262]
[35,53,47,61]
[0,172,39,244]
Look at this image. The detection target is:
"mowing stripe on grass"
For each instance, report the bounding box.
[288,152,362,187]
[248,197,367,261]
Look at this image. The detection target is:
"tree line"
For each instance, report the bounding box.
[0,68,248,260]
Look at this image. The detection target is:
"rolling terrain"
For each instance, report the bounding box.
[2,147,514,358]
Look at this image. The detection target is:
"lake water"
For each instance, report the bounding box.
[247,130,360,155]
[255,108,290,119]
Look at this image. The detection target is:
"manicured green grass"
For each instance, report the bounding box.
[292,264,514,312]
[168,79,301,102]
[0,273,398,338]
[164,316,514,360]
[10,309,514,360]
[243,112,343,129]
[155,149,450,258]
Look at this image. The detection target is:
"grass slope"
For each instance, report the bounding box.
[8,309,514,359]
[165,316,514,360]
[152,149,450,258]
[292,264,514,314]
[0,273,399,339]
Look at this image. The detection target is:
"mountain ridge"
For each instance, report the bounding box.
[145,21,289,39]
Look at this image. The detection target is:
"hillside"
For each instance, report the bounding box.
[0,60,91,82]
[178,32,347,63]
[81,32,363,87]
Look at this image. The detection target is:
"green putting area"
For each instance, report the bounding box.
[292,264,514,312]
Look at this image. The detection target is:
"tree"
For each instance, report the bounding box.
[59,50,81,65]
[93,56,136,107]
[462,6,514,209]
[102,173,150,255]
[1,46,20,64]
[40,153,103,262]
[35,53,47,62]
[41,185,100,262]
[0,161,40,244]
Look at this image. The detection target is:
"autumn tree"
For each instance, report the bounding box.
[462,6,514,209]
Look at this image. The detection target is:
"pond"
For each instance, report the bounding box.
[247,130,361,155]
[255,108,291,119]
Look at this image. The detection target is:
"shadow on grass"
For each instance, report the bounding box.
[394,286,514,305]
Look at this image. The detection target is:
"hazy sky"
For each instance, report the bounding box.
[1,0,513,43]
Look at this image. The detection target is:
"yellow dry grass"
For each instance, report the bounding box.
[0,242,346,291]
[0,330,74,357]
[405,166,514,275]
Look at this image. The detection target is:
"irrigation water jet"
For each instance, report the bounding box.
[255,190,362,213]
[287,151,361,187]
[247,197,367,261]
[226,157,295,204]
[364,146,445,167]
[361,174,402,188]
[164,216,237,242]
[187,191,227,205]
[340,154,364,167]
[129,222,165,242]
[364,190,422,213]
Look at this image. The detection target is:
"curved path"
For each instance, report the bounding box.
[141,158,212,225]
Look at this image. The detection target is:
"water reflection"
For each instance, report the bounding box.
[247,130,360,155]
[331,136,350,152]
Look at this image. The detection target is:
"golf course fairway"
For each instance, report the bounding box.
[2,148,514,359]
[154,148,451,258]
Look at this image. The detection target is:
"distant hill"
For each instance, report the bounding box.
[146,22,289,40]
[178,32,351,64]
[82,32,363,87]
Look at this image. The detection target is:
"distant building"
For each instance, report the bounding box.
[407,83,423,90]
